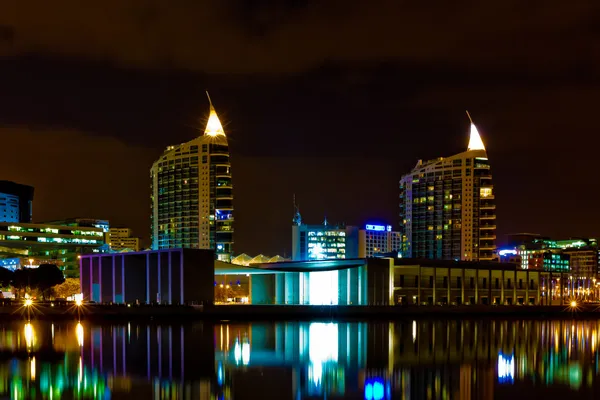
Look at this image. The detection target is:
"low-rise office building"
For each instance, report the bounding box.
[245,258,549,306]
[370,258,545,306]
[0,221,106,276]
[108,227,141,252]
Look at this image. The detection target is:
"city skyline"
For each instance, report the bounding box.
[1,1,599,256]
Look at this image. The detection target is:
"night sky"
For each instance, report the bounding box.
[1,1,599,256]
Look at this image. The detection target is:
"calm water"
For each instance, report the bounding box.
[1,318,599,399]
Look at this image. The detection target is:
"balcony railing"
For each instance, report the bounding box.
[480,224,496,230]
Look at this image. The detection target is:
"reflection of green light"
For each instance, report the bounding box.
[569,364,582,389]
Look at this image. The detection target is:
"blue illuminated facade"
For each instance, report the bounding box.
[0,180,34,223]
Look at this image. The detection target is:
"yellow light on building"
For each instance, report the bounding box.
[204,92,226,137]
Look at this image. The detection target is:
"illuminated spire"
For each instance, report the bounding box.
[204,91,226,137]
[466,110,485,151]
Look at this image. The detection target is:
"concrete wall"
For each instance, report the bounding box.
[250,274,276,304]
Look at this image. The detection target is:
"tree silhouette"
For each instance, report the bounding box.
[13,268,33,298]
[34,264,65,300]
[0,266,13,287]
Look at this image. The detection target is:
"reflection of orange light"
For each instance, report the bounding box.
[76,322,84,347]
[24,323,35,349]
[30,357,36,380]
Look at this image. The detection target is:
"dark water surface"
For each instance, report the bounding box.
[1,318,599,399]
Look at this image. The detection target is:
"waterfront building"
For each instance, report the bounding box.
[151,95,233,261]
[358,223,402,258]
[80,249,215,304]
[233,257,546,306]
[290,217,359,305]
[0,221,106,276]
[0,180,34,223]
[108,227,141,252]
[399,114,496,261]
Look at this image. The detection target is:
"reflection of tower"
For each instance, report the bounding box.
[459,365,472,400]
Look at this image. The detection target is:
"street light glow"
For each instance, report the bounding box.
[25,299,33,307]
[570,300,577,308]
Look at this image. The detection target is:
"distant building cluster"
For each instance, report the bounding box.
[0,181,141,277]
[499,234,599,277]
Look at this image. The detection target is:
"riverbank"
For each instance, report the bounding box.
[0,303,598,321]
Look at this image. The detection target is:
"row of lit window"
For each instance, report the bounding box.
[307,231,346,237]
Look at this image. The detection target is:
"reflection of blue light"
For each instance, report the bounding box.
[217,362,224,386]
[365,377,385,400]
[498,352,515,384]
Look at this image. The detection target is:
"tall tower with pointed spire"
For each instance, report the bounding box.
[398,113,496,261]
[150,93,234,261]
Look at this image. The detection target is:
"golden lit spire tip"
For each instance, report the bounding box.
[204,92,226,138]
[466,111,486,151]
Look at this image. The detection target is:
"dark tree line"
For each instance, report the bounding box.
[0,264,65,300]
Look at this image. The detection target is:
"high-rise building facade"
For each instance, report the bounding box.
[151,96,233,261]
[0,181,34,223]
[399,116,496,261]
[358,223,402,258]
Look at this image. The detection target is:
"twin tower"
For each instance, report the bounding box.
[149,100,496,264]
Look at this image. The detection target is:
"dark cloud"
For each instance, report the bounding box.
[2,1,600,74]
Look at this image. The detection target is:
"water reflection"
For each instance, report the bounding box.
[1,319,600,398]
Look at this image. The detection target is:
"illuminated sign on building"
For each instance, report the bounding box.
[366,224,392,232]
[498,249,518,257]
[0,257,20,271]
